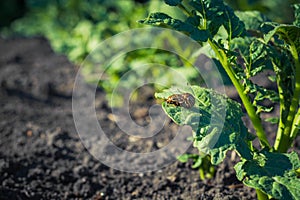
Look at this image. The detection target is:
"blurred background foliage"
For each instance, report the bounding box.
[225,0,300,23]
[0,0,299,106]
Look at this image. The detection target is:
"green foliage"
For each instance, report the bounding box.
[156,86,253,164]
[178,153,203,168]
[102,48,202,107]
[165,0,183,6]
[189,0,246,40]
[264,21,300,152]
[2,0,147,62]
[294,4,300,27]
[178,153,215,180]
[265,25,300,54]
[235,10,270,33]
[144,1,300,199]
[139,12,210,42]
[230,37,280,114]
[140,0,246,41]
[235,151,300,200]
[264,117,279,124]
[225,0,299,23]
[1,0,204,107]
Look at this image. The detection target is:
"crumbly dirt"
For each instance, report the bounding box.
[0,37,287,200]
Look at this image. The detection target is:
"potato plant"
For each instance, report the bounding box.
[140,0,300,199]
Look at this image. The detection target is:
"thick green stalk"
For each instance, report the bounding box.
[208,40,271,149]
[273,65,287,152]
[290,108,300,139]
[274,41,300,152]
[178,3,193,17]
[256,189,269,200]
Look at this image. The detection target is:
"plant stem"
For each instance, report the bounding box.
[256,189,269,200]
[178,3,193,17]
[199,168,205,180]
[273,64,287,152]
[291,108,300,139]
[175,0,270,149]
[208,40,271,149]
[274,40,300,152]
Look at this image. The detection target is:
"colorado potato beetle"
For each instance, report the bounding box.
[166,93,195,108]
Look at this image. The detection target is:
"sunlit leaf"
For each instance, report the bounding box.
[235,151,300,200]
[155,85,253,164]
[139,12,210,42]
[189,0,246,39]
[265,24,300,55]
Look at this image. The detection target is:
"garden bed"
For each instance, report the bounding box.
[0,37,287,199]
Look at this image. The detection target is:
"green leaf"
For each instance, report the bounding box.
[189,0,246,39]
[235,151,300,200]
[139,12,210,42]
[265,24,300,55]
[293,4,300,27]
[185,14,201,27]
[245,82,279,114]
[222,5,246,40]
[265,27,296,125]
[231,38,273,78]
[264,117,279,124]
[164,0,182,6]
[268,75,276,82]
[249,40,273,75]
[177,153,203,168]
[235,10,271,36]
[155,85,253,164]
[192,156,203,168]
[230,38,279,114]
[177,153,193,163]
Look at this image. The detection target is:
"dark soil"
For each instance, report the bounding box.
[0,37,281,200]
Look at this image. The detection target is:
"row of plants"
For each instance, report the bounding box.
[1,0,203,106]
[1,0,297,107]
